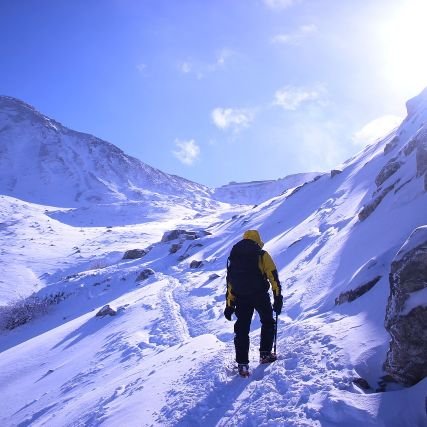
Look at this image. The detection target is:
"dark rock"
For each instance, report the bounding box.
[384,136,399,155]
[169,243,182,254]
[335,276,381,305]
[330,169,342,178]
[403,137,418,156]
[190,260,203,269]
[96,305,117,317]
[209,273,220,281]
[358,184,395,221]
[123,249,148,260]
[375,160,402,187]
[161,229,199,242]
[384,226,427,386]
[136,268,155,282]
[415,129,427,178]
[352,377,371,391]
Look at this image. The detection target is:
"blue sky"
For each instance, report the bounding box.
[1,0,427,187]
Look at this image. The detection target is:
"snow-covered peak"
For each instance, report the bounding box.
[0,96,211,207]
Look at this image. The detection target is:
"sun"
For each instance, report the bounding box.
[380,0,427,97]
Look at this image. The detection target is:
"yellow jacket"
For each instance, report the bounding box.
[226,230,281,307]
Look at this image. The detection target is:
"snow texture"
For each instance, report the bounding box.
[1,94,427,426]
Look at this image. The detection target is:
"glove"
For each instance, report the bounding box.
[273,295,283,315]
[224,305,235,321]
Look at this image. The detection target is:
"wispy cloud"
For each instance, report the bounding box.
[274,85,326,110]
[136,63,147,72]
[178,62,192,74]
[272,24,318,45]
[263,0,300,10]
[173,139,200,165]
[211,108,254,132]
[353,115,402,146]
[178,49,235,79]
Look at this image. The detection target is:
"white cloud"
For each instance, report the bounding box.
[178,62,192,74]
[173,139,200,165]
[274,85,326,110]
[211,108,254,131]
[272,24,318,44]
[178,49,235,78]
[136,63,147,72]
[263,0,299,9]
[353,115,402,146]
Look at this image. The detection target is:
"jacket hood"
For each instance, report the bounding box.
[243,230,264,248]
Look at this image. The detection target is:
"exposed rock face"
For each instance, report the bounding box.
[375,160,402,187]
[384,226,427,386]
[136,269,155,281]
[330,169,342,178]
[161,229,198,243]
[123,249,149,260]
[415,127,427,179]
[384,136,399,155]
[335,276,381,305]
[358,184,395,221]
[189,260,203,269]
[96,305,117,317]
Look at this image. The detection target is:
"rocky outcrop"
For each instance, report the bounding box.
[358,184,395,221]
[415,128,427,178]
[384,136,399,155]
[136,268,155,281]
[335,276,381,305]
[375,159,402,187]
[96,305,117,317]
[123,249,149,260]
[330,169,342,178]
[189,260,203,269]
[161,229,199,243]
[384,226,427,386]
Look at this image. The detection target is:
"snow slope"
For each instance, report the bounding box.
[212,173,322,205]
[1,90,427,426]
[0,96,212,207]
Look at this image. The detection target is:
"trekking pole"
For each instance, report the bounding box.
[273,312,278,355]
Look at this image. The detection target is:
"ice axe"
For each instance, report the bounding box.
[273,312,278,355]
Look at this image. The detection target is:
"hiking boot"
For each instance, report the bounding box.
[238,363,250,377]
[260,352,277,364]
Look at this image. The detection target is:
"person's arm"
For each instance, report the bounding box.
[261,251,281,296]
[225,282,236,308]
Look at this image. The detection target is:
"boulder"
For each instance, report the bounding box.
[161,229,198,242]
[190,260,203,269]
[136,268,155,282]
[96,305,117,317]
[384,226,427,386]
[330,169,342,178]
[123,249,148,260]
[169,243,182,254]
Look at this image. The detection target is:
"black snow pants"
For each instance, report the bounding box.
[233,291,275,364]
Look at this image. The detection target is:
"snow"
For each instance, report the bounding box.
[1,95,427,426]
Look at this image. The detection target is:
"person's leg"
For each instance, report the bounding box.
[254,292,275,354]
[234,298,254,364]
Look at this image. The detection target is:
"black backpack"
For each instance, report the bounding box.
[226,239,268,296]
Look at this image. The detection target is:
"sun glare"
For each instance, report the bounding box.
[380,0,427,97]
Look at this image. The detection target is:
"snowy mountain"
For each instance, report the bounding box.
[212,173,322,205]
[0,96,213,207]
[1,90,427,426]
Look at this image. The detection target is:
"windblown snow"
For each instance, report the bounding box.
[0,94,427,427]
